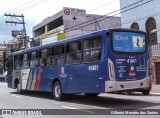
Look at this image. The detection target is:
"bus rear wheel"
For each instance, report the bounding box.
[142,90,150,95]
[53,81,64,101]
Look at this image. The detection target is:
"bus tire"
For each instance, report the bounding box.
[123,91,132,95]
[142,90,150,95]
[53,81,64,101]
[85,93,99,97]
[17,82,23,94]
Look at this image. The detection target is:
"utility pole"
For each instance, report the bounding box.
[4,13,26,37]
[4,13,27,50]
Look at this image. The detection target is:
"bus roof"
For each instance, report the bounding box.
[12,29,108,55]
[10,28,146,55]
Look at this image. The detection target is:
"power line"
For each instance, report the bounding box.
[0,0,48,24]
[87,0,118,13]
[0,17,6,24]
[2,0,143,28]
[1,0,154,44]
[0,15,5,23]
[35,0,154,40]
[0,0,37,24]
[0,17,8,29]
[121,12,160,28]
[6,0,38,14]
[65,0,154,32]
[12,0,49,14]
[0,16,4,21]
[0,0,116,25]
[65,0,147,31]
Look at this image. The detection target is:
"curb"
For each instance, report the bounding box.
[150,92,160,95]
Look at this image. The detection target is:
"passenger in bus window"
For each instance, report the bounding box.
[137,38,140,47]
[92,38,101,61]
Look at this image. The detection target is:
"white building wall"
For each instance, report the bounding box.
[64,15,121,38]
[120,0,160,42]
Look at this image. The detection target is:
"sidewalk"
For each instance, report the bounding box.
[151,84,160,94]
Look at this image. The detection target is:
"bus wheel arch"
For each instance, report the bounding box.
[14,78,19,89]
[52,78,64,101]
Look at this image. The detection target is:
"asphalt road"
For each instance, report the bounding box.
[0,82,160,118]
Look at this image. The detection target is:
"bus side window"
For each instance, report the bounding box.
[83,39,92,62]
[83,37,102,62]
[93,37,101,49]
[92,37,102,61]
[30,51,39,68]
[14,55,22,70]
[22,53,29,69]
[66,41,81,64]
[39,49,50,67]
[83,39,92,50]
[51,45,65,66]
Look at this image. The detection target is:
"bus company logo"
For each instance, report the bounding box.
[59,67,67,78]
[61,67,65,75]
[129,72,136,76]
[129,66,136,76]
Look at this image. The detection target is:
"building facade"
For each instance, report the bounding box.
[0,44,7,74]
[33,7,121,46]
[120,0,160,44]
[120,0,160,84]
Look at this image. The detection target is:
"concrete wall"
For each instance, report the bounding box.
[64,14,121,38]
[33,10,121,39]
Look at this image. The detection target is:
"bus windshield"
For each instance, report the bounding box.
[112,32,146,53]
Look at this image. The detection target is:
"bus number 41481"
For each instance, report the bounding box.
[88,65,98,71]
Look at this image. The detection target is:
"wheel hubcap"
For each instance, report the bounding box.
[17,84,20,92]
[55,85,60,97]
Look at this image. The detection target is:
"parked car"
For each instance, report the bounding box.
[0,74,5,82]
[0,71,7,82]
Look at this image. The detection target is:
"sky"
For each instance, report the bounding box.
[0,0,120,43]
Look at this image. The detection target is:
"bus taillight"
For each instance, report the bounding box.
[108,59,115,81]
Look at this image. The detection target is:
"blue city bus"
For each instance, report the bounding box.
[6,28,150,100]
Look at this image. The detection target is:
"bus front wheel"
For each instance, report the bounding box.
[53,81,64,101]
[17,82,23,94]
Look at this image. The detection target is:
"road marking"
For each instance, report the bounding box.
[62,106,77,109]
[61,106,94,114]
[11,95,21,98]
[0,83,7,86]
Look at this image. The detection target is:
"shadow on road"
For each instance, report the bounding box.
[10,91,160,109]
